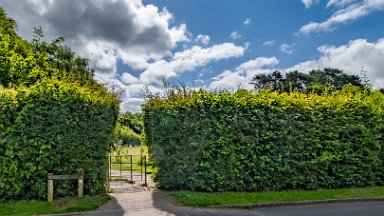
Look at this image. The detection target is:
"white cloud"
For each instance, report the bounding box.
[263,40,276,46]
[230,31,242,40]
[195,34,210,45]
[301,0,320,8]
[286,38,384,88]
[298,0,384,35]
[326,0,359,8]
[102,43,245,112]
[121,73,140,85]
[209,57,279,90]
[279,43,294,54]
[243,18,251,25]
[140,43,245,84]
[120,98,145,113]
[1,0,189,72]
[237,57,279,72]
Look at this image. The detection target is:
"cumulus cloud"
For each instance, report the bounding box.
[298,0,384,35]
[230,31,242,40]
[279,43,294,54]
[106,43,245,112]
[1,0,189,72]
[140,43,245,84]
[120,98,145,113]
[195,34,210,45]
[209,57,279,90]
[121,73,140,85]
[286,38,384,88]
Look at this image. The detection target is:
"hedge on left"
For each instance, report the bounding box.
[0,8,119,201]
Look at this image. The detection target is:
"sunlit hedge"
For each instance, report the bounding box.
[0,80,118,201]
[144,86,384,191]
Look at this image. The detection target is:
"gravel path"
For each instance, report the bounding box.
[73,174,175,216]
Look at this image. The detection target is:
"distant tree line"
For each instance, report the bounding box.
[113,112,143,147]
[251,68,364,93]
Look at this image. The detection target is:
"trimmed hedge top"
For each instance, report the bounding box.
[0,80,119,200]
[144,86,384,192]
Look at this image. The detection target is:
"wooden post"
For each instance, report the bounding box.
[77,169,84,197]
[47,173,54,202]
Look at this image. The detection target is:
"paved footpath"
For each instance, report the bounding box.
[61,177,384,216]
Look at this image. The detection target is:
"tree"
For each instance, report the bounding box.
[308,68,361,89]
[113,112,144,147]
[30,27,97,88]
[0,7,99,89]
[284,70,311,92]
[251,71,285,92]
[251,68,363,93]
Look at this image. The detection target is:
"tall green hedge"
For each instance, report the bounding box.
[0,80,118,201]
[144,86,384,192]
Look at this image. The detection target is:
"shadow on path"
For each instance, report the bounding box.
[151,190,260,216]
[71,195,124,216]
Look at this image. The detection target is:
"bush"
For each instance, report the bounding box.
[0,80,118,201]
[143,86,384,192]
[114,123,142,147]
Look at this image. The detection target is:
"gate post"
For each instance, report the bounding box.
[144,155,147,186]
[47,173,54,202]
[77,169,84,197]
[130,155,133,181]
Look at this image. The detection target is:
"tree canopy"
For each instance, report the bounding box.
[251,68,363,93]
[113,112,143,147]
[0,7,100,89]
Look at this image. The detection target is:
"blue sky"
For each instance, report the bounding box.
[2,0,384,112]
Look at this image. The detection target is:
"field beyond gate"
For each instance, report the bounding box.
[108,154,149,192]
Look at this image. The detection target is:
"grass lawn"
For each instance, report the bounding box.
[168,186,384,207]
[0,195,109,216]
[109,146,154,173]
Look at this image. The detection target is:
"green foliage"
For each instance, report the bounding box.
[251,68,363,93]
[0,80,119,201]
[144,85,384,192]
[0,7,100,89]
[114,123,141,147]
[113,112,143,147]
[0,7,119,201]
[118,112,143,134]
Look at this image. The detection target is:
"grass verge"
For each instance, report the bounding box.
[0,195,109,216]
[168,186,384,207]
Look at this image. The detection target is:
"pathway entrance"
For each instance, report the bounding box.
[108,155,148,193]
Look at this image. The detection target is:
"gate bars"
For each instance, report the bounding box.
[108,155,147,186]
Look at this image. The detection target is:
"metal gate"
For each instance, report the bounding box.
[108,155,147,187]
